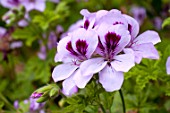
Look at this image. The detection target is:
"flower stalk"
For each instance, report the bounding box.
[119,89,126,113]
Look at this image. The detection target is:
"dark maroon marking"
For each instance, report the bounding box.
[98,36,105,53]
[66,41,78,56]
[76,39,88,56]
[113,21,123,25]
[128,24,132,34]
[8,0,20,5]
[84,20,90,30]
[105,32,121,54]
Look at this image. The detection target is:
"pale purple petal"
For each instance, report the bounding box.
[54,36,72,62]
[132,43,159,63]
[73,69,93,88]
[52,63,78,82]
[97,11,128,29]
[134,30,161,45]
[14,100,19,109]
[18,19,28,27]
[99,65,124,92]
[80,58,107,76]
[34,0,46,12]
[62,76,78,96]
[10,41,23,49]
[68,20,83,32]
[111,53,135,72]
[71,28,98,58]
[0,27,6,38]
[123,14,139,38]
[0,0,21,8]
[166,57,170,75]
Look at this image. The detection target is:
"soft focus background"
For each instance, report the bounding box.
[0,0,170,113]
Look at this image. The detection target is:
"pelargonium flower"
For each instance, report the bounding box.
[166,57,170,75]
[52,28,98,96]
[130,6,146,25]
[79,24,135,92]
[124,15,161,63]
[21,0,46,12]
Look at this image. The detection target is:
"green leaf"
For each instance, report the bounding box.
[12,25,41,46]
[0,101,4,109]
[162,17,170,28]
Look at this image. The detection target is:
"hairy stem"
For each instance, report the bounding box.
[119,89,126,113]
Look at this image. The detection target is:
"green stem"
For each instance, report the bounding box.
[119,89,126,113]
[100,103,106,113]
[0,93,16,111]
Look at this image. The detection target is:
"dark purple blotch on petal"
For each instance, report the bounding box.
[128,24,132,34]
[113,21,123,25]
[8,0,20,5]
[66,41,78,56]
[76,39,88,56]
[84,20,90,30]
[105,32,121,54]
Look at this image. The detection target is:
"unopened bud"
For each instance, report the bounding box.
[30,92,43,99]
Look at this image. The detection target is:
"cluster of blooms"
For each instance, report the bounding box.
[14,98,45,113]
[52,9,161,96]
[0,0,59,26]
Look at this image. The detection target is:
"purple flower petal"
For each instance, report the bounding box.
[71,28,98,59]
[80,58,107,76]
[166,57,170,75]
[123,14,139,38]
[132,43,159,63]
[99,65,124,92]
[52,63,78,82]
[62,76,78,96]
[134,30,161,45]
[111,53,135,72]
[73,69,93,88]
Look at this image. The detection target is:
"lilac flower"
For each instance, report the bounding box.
[80,9,124,29]
[79,24,135,92]
[52,28,98,96]
[124,15,161,63]
[0,27,6,38]
[166,57,170,75]
[30,98,45,112]
[14,100,19,109]
[38,45,46,60]
[47,32,57,49]
[21,0,46,12]
[0,0,22,8]
[153,17,162,30]
[10,41,23,49]
[130,6,146,25]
